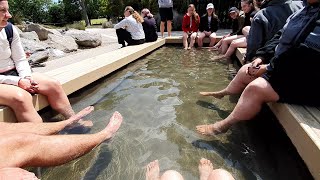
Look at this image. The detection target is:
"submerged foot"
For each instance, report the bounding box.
[199,91,224,99]
[146,160,160,180]
[101,111,123,140]
[66,106,94,128]
[199,158,214,180]
[196,121,229,136]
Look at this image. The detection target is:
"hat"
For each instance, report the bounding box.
[206,3,214,10]
[228,7,238,14]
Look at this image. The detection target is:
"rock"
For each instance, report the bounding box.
[20,38,49,54]
[102,21,113,28]
[25,24,49,40]
[49,49,65,58]
[47,29,61,36]
[28,50,49,63]
[64,30,102,48]
[48,34,78,53]
[20,31,40,42]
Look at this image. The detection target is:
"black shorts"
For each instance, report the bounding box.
[159,7,173,22]
[0,68,18,76]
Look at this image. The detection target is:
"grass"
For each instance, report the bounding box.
[81,18,108,25]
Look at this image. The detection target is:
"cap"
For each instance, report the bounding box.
[206,3,214,10]
[228,7,238,14]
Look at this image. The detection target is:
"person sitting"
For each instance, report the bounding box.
[196,0,320,135]
[244,0,303,63]
[197,3,219,48]
[0,106,123,179]
[214,0,256,55]
[141,8,158,43]
[182,4,200,50]
[145,158,235,180]
[0,0,90,125]
[114,6,145,48]
[212,7,245,50]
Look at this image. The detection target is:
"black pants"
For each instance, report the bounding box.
[116,29,145,46]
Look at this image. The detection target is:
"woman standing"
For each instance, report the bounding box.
[182,4,200,50]
[114,6,145,48]
[197,3,219,47]
[141,8,158,42]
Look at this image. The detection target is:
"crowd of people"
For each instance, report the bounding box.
[1,0,319,179]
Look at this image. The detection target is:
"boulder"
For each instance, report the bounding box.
[47,29,62,36]
[25,24,49,40]
[28,50,49,63]
[20,31,40,42]
[64,30,102,48]
[20,38,49,54]
[102,21,113,28]
[48,34,78,53]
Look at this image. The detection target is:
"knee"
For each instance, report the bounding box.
[208,169,234,180]
[46,78,62,91]
[245,81,263,95]
[161,170,184,180]
[230,41,237,48]
[11,90,32,107]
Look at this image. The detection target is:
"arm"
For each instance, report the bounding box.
[245,14,266,61]
[182,15,188,32]
[114,19,128,29]
[254,29,283,64]
[232,16,245,35]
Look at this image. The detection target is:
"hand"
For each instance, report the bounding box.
[246,64,267,77]
[18,78,39,93]
[251,58,263,67]
[255,65,267,77]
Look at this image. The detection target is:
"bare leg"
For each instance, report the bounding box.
[208,169,235,180]
[0,106,94,136]
[183,32,188,50]
[0,168,39,180]
[167,20,172,37]
[146,160,160,180]
[197,78,279,135]
[224,37,247,59]
[200,64,255,98]
[32,73,75,119]
[209,33,216,47]
[161,170,184,180]
[188,32,197,49]
[197,32,206,47]
[242,26,250,37]
[160,21,165,37]
[0,84,42,123]
[220,35,243,54]
[0,111,123,168]
[213,39,223,49]
[199,158,213,180]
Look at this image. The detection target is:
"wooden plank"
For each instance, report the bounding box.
[269,103,320,179]
[165,36,222,44]
[0,39,165,122]
[235,48,246,65]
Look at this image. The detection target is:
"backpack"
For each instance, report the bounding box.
[4,22,13,47]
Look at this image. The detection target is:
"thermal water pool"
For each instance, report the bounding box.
[40,46,312,180]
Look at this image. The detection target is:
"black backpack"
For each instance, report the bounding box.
[4,22,13,47]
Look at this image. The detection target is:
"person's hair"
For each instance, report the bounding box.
[188,4,200,23]
[241,0,259,11]
[141,8,153,18]
[206,8,218,19]
[241,0,254,5]
[125,6,144,23]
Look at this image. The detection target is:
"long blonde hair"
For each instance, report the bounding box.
[125,6,144,23]
[188,4,200,24]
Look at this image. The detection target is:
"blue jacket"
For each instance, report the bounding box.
[245,0,303,61]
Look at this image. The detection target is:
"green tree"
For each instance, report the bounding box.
[63,0,82,23]
[48,3,66,24]
[8,0,52,23]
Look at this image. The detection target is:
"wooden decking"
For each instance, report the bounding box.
[0,39,165,122]
[235,48,320,180]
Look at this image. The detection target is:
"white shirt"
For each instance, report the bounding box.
[208,16,212,29]
[0,25,31,86]
[114,15,145,40]
[158,0,173,8]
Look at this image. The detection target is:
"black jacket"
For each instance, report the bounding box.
[142,17,158,42]
[199,14,219,33]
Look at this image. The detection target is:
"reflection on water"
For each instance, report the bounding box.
[40,46,310,180]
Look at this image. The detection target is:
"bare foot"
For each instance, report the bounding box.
[199,158,214,180]
[210,55,225,61]
[199,91,224,99]
[146,160,160,180]
[196,121,229,136]
[66,106,94,127]
[187,47,192,50]
[101,111,123,140]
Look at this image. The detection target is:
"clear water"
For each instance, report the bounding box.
[39,46,311,180]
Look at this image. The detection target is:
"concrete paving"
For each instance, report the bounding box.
[33,28,231,73]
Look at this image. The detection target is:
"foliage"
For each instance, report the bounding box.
[62,0,82,23]
[8,0,52,23]
[48,3,66,24]
[67,21,86,30]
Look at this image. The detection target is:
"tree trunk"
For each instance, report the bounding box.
[80,0,90,26]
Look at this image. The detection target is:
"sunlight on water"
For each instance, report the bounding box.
[41,46,261,180]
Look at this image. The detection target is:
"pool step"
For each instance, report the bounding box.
[0,39,166,122]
